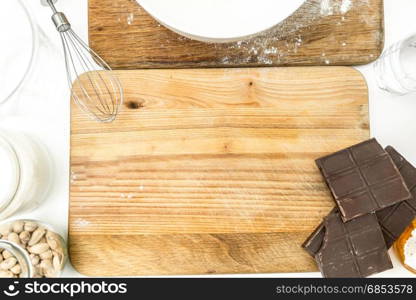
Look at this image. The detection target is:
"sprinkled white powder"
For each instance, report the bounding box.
[74,219,90,228]
[340,0,352,14]
[127,13,134,25]
[320,0,334,16]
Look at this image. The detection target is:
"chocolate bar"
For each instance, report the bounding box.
[316,139,412,222]
[315,210,392,278]
[304,147,416,253]
[376,146,416,248]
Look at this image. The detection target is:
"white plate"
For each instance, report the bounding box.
[136,0,305,42]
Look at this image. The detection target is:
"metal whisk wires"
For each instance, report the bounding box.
[43,0,123,123]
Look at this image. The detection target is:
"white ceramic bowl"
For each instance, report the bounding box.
[136,0,305,42]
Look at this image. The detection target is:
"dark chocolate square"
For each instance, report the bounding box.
[371,178,413,207]
[323,260,359,278]
[350,228,385,256]
[316,139,412,222]
[376,146,416,248]
[337,191,375,220]
[356,251,392,277]
[327,169,366,198]
[329,239,352,260]
[319,150,355,177]
[345,207,377,230]
[351,140,385,164]
[314,211,392,278]
[360,156,398,185]
[381,203,415,237]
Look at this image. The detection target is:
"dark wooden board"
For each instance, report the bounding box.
[89,0,384,69]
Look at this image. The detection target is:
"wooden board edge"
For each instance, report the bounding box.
[353,0,385,66]
[69,232,318,276]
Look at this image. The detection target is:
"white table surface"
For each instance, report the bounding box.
[1,0,415,278]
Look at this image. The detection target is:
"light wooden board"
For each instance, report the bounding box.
[69,67,370,276]
[89,0,384,69]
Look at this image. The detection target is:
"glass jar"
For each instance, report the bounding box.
[0,240,34,277]
[374,34,416,95]
[0,219,67,278]
[0,0,38,106]
[0,130,53,220]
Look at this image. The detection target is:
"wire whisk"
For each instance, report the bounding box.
[41,0,123,123]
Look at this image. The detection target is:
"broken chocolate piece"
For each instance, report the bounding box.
[316,139,412,222]
[303,208,337,257]
[316,211,392,278]
[376,146,416,248]
[303,223,325,257]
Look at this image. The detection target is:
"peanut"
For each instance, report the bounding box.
[19,231,30,244]
[28,228,46,246]
[40,250,53,260]
[28,243,50,255]
[7,232,20,245]
[24,222,37,232]
[46,231,61,250]
[30,254,40,266]
[12,221,24,234]
[0,257,17,270]
[0,224,11,237]
[39,259,53,274]
[10,264,21,275]
[2,250,12,259]
[52,254,62,270]
[0,270,13,278]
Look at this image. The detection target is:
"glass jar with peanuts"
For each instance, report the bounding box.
[0,219,67,278]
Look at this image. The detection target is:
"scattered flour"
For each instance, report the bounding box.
[211,0,369,66]
[74,219,90,228]
[340,0,352,14]
[320,0,334,16]
[127,13,134,25]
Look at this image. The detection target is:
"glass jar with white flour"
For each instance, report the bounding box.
[0,130,52,220]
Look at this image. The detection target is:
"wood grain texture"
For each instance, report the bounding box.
[70,233,316,276]
[69,67,369,276]
[89,0,384,69]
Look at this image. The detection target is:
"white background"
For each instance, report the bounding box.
[1,0,415,277]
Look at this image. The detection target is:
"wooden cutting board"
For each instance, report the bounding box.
[89,0,384,69]
[69,67,369,276]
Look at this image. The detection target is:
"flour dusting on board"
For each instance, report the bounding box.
[210,0,359,66]
[127,13,134,25]
[320,0,334,16]
[74,219,90,228]
[340,0,352,14]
